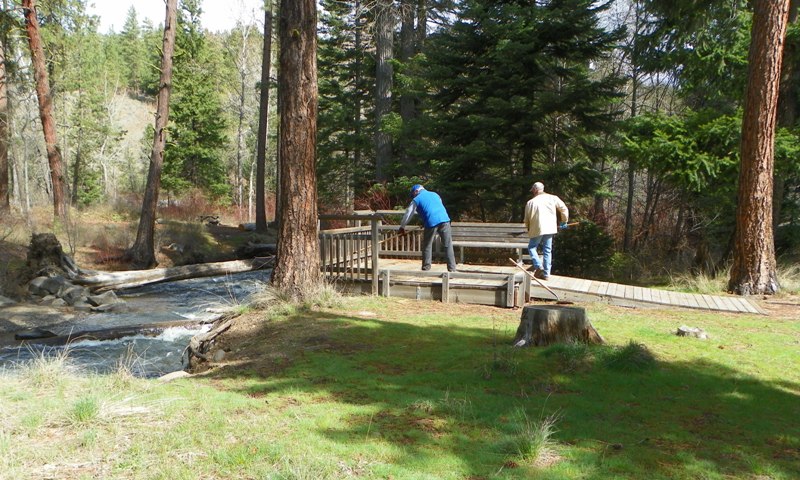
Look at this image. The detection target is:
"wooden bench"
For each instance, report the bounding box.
[450,222,529,263]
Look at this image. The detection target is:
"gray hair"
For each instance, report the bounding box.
[531,182,544,193]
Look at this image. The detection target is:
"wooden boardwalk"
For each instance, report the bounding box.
[352,259,765,314]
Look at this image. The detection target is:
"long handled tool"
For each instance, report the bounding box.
[509,258,560,301]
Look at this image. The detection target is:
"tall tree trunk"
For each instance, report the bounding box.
[129,0,178,269]
[774,0,799,232]
[0,24,8,212]
[351,0,363,212]
[22,0,66,218]
[398,0,415,168]
[374,0,394,182]
[256,0,273,233]
[271,0,320,297]
[728,0,790,295]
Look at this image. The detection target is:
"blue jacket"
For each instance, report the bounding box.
[407,190,451,228]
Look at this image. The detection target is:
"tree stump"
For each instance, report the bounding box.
[513,305,604,347]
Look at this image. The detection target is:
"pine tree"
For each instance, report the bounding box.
[415,0,624,220]
[162,0,229,200]
[317,0,373,211]
[120,6,146,94]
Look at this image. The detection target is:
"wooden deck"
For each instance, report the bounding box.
[316,215,764,314]
[332,259,765,314]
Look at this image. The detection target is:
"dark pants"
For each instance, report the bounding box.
[421,222,457,272]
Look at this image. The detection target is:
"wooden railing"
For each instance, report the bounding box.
[318,213,530,297]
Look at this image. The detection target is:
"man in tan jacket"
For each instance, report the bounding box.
[523,182,568,280]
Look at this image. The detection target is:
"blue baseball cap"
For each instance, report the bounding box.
[410,184,424,195]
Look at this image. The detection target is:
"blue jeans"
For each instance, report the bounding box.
[528,234,554,277]
[422,222,457,272]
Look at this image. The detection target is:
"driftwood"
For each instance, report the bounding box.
[235,242,277,257]
[72,256,274,292]
[513,305,604,347]
[186,316,235,369]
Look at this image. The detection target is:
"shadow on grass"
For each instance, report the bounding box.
[206,310,800,479]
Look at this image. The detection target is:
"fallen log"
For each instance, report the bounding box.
[12,319,210,346]
[72,256,274,292]
[513,305,604,347]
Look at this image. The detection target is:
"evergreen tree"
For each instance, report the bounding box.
[317,0,373,211]
[119,6,146,93]
[413,0,624,221]
[162,0,229,200]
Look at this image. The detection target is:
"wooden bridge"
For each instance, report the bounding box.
[318,213,765,315]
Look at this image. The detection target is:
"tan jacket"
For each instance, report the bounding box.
[524,192,568,237]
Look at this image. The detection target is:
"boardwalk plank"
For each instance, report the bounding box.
[730,297,751,313]
[698,294,715,310]
[642,287,653,303]
[684,293,700,309]
[739,299,760,314]
[624,285,634,300]
[707,295,725,311]
[633,286,643,302]
[716,295,737,312]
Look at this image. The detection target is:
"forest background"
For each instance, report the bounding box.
[0,0,799,287]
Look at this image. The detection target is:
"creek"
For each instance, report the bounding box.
[0,270,269,378]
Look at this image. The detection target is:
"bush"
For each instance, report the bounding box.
[553,220,614,279]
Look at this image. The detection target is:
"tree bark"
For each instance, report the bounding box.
[513,305,604,347]
[22,0,66,218]
[129,0,178,269]
[0,25,8,212]
[271,0,321,298]
[774,0,799,233]
[374,0,394,182]
[256,0,273,233]
[728,0,789,295]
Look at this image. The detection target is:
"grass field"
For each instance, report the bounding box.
[2,296,798,479]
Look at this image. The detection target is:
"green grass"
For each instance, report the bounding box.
[1,297,798,479]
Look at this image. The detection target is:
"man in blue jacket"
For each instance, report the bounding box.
[398,184,457,272]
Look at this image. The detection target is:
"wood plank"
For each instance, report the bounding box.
[678,292,692,308]
[729,297,751,313]
[624,284,634,300]
[706,294,725,311]
[651,289,663,305]
[577,279,593,293]
[698,294,715,310]
[633,286,643,302]
[665,290,676,306]
[596,282,611,296]
[506,274,515,307]
[683,292,699,309]
[738,299,760,314]
[642,287,653,303]
[715,295,737,312]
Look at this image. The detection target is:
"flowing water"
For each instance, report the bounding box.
[0,270,270,378]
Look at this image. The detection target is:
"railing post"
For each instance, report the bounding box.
[381,270,390,297]
[371,217,381,295]
[442,272,450,303]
